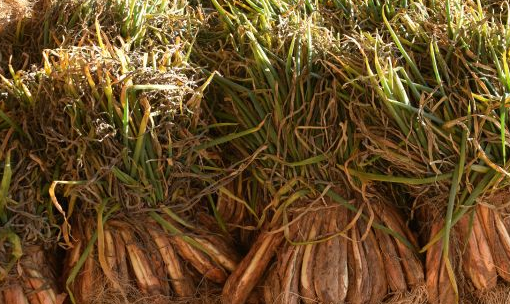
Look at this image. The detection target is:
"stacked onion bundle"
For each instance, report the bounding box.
[64,213,240,303]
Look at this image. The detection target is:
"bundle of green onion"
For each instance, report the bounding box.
[0,1,245,302]
[332,1,510,302]
[194,1,427,303]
